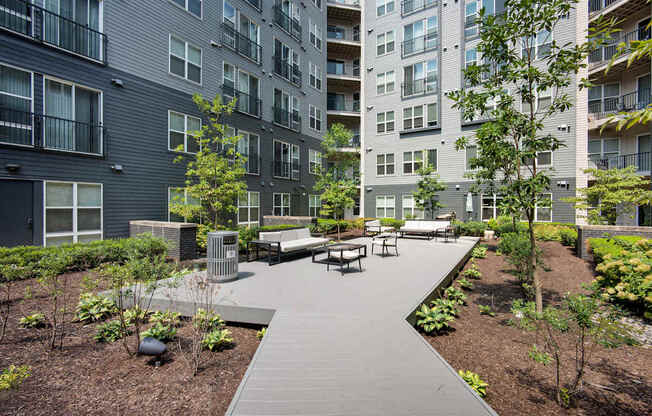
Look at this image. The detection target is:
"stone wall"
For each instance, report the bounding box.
[129,220,197,261]
[577,225,652,260]
[262,216,316,227]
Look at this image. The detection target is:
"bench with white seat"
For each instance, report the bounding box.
[398,220,450,240]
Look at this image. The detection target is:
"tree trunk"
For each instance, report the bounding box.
[337,222,341,242]
[528,215,543,313]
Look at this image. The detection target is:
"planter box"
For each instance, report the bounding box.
[577,224,652,260]
[262,215,315,227]
[129,220,197,261]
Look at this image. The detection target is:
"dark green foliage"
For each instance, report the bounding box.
[95,320,131,343]
[141,323,177,342]
[444,286,467,305]
[201,328,234,351]
[559,228,578,248]
[19,313,46,328]
[453,221,488,237]
[75,293,117,323]
[415,303,456,334]
[379,218,405,230]
[498,232,542,291]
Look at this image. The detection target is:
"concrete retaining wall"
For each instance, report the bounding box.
[129,220,197,261]
[263,216,315,227]
[577,225,652,260]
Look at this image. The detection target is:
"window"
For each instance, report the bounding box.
[522,85,553,114]
[535,194,552,222]
[426,148,438,171]
[312,0,321,8]
[222,3,261,63]
[402,195,424,219]
[377,153,395,176]
[376,195,396,218]
[521,29,552,59]
[309,195,321,217]
[376,71,395,95]
[377,30,395,55]
[403,150,423,175]
[327,25,345,40]
[0,64,33,146]
[222,62,261,116]
[273,193,291,216]
[309,62,322,90]
[273,140,300,179]
[238,191,260,226]
[273,88,300,130]
[377,111,395,133]
[589,138,619,167]
[168,187,200,222]
[588,83,619,114]
[237,130,260,174]
[327,59,345,75]
[465,1,479,38]
[310,18,322,50]
[309,105,322,131]
[481,194,503,221]
[403,103,437,130]
[169,35,202,84]
[465,47,477,69]
[171,0,202,18]
[377,0,395,17]
[273,39,300,85]
[465,145,477,170]
[403,17,438,56]
[169,111,201,153]
[309,149,322,174]
[403,59,437,96]
[45,182,102,246]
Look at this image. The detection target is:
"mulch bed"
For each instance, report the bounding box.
[0,272,261,416]
[424,240,652,416]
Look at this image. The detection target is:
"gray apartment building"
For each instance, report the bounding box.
[0,0,331,247]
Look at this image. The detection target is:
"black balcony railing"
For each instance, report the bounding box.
[273,5,301,41]
[0,107,103,155]
[221,23,262,64]
[401,33,438,57]
[273,106,301,131]
[272,160,300,180]
[595,152,651,172]
[401,78,438,98]
[351,134,360,147]
[401,0,438,16]
[0,0,106,63]
[327,0,361,6]
[273,55,302,86]
[588,89,652,119]
[589,28,651,66]
[589,0,620,14]
[245,0,261,10]
[222,84,262,118]
[244,154,261,175]
[327,101,360,112]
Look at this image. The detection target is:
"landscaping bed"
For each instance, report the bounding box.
[0,271,260,416]
[424,241,652,416]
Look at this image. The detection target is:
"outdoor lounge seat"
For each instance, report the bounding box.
[398,220,450,239]
[259,228,330,254]
[364,219,394,236]
[371,233,398,256]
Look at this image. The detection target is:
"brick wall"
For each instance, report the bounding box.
[263,216,316,227]
[577,225,652,260]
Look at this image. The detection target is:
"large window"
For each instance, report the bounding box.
[403,103,437,130]
[376,71,395,95]
[309,149,322,174]
[403,59,437,97]
[535,194,552,222]
[168,187,200,222]
[0,64,33,146]
[45,181,102,246]
[403,150,423,175]
[238,191,260,226]
[588,83,619,114]
[376,195,395,218]
[172,0,202,18]
[403,16,438,56]
[273,140,300,180]
[481,194,503,221]
[465,145,477,170]
[40,0,104,61]
[377,153,395,176]
[169,35,202,84]
[169,111,201,153]
[223,62,260,116]
[377,111,395,133]
[273,193,291,216]
[465,1,479,38]
[377,30,395,56]
[309,105,322,131]
[237,130,260,174]
[589,138,619,167]
[309,194,321,217]
[377,0,395,16]
[309,18,322,50]
[309,62,322,90]
[521,29,552,60]
[402,195,424,219]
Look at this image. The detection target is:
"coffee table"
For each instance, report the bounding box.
[312,243,367,275]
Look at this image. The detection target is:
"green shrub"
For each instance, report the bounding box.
[123,306,149,325]
[256,327,266,340]
[201,328,234,351]
[453,221,487,237]
[141,323,177,342]
[149,310,181,327]
[430,298,460,316]
[95,320,131,343]
[498,232,542,278]
[458,278,474,290]
[193,308,225,331]
[75,293,117,323]
[471,245,488,259]
[444,286,467,305]
[478,305,496,317]
[379,218,405,230]
[458,370,489,398]
[19,313,46,329]
[415,303,455,334]
[463,261,482,279]
[559,228,578,248]
[0,365,30,391]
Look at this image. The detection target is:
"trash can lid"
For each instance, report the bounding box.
[207,231,239,237]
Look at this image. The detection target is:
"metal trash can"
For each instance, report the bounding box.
[206,231,239,282]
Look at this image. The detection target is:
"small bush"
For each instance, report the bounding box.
[430,298,460,316]
[458,278,474,290]
[415,303,455,334]
[379,218,405,230]
[559,228,578,248]
[472,245,488,259]
[202,328,234,351]
[0,365,30,391]
[141,323,177,342]
[463,261,482,279]
[193,308,225,331]
[257,327,267,339]
[124,306,149,325]
[149,310,181,327]
[95,320,131,343]
[458,370,489,398]
[444,286,467,305]
[478,305,496,317]
[454,221,487,237]
[19,313,46,329]
[75,293,117,323]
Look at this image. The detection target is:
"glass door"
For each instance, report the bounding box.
[638,74,651,109]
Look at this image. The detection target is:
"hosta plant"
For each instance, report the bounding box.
[202,328,234,351]
[458,370,489,398]
[430,298,459,316]
[95,320,131,343]
[141,323,177,342]
[256,327,267,340]
[415,303,455,334]
[123,306,149,325]
[478,305,496,317]
[19,313,46,328]
[149,310,181,327]
[193,308,225,331]
[445,286,467,305]
[458,277,474,290]
[75,293,116,323]
[0,365,30,391]
[463,261,482,280]
[472,245,488,259]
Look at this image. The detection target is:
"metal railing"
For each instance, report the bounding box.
[0,107,103,155]
[465,13,479,38]
[221,23,262,64]
[401,78,438,98]
[245,0,261,10]
[222,84,262,118]
[589,28,651,67]
[0,0,106,63]
[272,160,300,180]
[273,55,302,86]
[589,0,621,14]
[401,0,438,16]
[272,106,301,132]
[273,5,301,41]
[588,89,652,119]
[327,0,360,6]
[327,101,360,112]
[244,154,261,175]
[401,33,438,57]
[595,152,651,171]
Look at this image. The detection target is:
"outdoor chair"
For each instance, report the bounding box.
[371,233,399,257]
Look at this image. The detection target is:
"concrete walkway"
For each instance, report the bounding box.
[150,236,497,415]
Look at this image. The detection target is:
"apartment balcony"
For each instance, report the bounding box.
[327,1,361,21]
[221,23,262,65]
[273,5,301,42]
[272,160,300,181]
[272,106,301,132]
[273,55,302,86]
[589,0,648,23]
[326,65,360,89]
[401,79,439,99]
[0,0,106,63]
[327,27,360,58]
[593,152,651,172]
[401,0,438,16]
[401,33,439,58]
[222,84,262,118]
[245,154,261,175]
[0,108,104,156]
[589,27,651,75]
[588,89,651,129]
[327,101,360,118]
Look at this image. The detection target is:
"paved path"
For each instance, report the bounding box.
[150,237,497,416]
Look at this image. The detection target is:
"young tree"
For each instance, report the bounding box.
[170,94,247,230]
[447,0,611,313]
[314,123,359,241]
[563,166,652,225]
[413,166,446,219]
